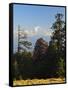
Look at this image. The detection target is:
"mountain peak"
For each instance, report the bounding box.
[33,38,48,60]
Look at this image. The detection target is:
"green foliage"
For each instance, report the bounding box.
[12,51,33,80]
[56,58,65,77]
[19,41,32,49]
[48,13,66,77]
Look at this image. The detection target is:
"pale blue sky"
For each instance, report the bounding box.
[13,4,65,53]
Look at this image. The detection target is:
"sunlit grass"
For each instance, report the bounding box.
[13,78,65,86]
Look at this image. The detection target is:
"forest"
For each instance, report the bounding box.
[12,13,66,85]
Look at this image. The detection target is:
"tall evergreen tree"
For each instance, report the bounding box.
[13,25,32,80]
[48,13,65,77]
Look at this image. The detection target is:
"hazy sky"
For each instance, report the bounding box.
[13,4,65,53]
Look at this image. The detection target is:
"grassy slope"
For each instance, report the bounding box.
[13,78,65,86]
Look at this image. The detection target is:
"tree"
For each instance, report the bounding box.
[48,13,65,77]
[51,13,64,53]
[18,25,32,53]
[13,25,32,80]
[61,24,66,59]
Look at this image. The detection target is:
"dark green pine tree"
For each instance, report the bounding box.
[61,24,66,59]
[48,13,65,77]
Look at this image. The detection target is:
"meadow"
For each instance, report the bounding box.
[13,78,65,86]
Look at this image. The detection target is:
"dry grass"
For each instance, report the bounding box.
[13,78,65,86]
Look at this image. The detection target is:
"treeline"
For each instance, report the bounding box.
[12,13,66,80]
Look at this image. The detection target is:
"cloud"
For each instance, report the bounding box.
[34,26,52,37]
[43,30,53,36]
[34,26,40,32]
[14,26,53,37]
[24,30,29,34]
[21,26,41,36]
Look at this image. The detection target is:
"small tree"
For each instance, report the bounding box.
[18,25,32,53]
